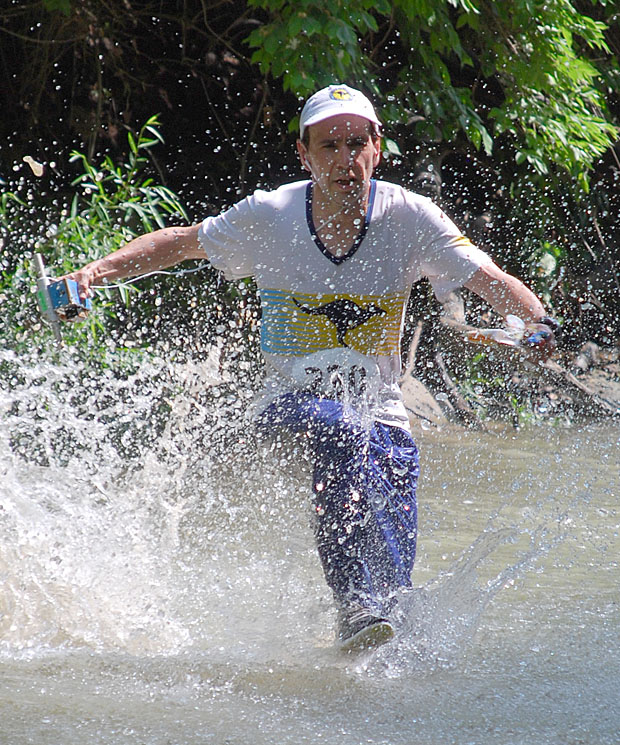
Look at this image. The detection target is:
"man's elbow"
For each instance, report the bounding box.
[163,224,205,262]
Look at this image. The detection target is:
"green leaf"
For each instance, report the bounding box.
[303,16,323,36]
[42,0,72,15]
[336,22,358,47]
[383,137,402,155]
[127,132,138,155]
[480,127,493,155]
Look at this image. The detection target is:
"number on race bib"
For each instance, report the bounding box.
[299,363,369,399]
[291,349,382,402]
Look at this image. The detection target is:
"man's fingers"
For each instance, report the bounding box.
[523,331,556,363]
[63,270,93,300]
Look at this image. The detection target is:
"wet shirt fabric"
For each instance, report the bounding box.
[198,179,492,429]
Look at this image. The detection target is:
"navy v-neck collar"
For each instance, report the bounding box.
[305,180,376,265]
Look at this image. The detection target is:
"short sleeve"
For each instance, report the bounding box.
[410,195,493,300]
[198,197,259,280]
[423,234,493,300]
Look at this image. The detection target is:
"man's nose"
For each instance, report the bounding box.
[335,145,354,167]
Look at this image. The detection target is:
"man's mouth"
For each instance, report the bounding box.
[334,177,357,189]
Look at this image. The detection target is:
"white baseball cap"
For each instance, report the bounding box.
[299,84,381,139]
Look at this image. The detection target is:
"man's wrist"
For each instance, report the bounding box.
[91,256,123,284]
[540,316,561,337]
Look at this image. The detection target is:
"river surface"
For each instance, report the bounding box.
[1,349,618,745]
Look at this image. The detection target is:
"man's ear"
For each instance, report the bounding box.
[296,140,312,172]
[373,137,382,168]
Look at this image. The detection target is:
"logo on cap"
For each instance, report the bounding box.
[330,87,353,101]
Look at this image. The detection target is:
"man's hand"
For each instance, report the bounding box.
[464,264,560,363]
[63,264,99,301]
[521,321,557,363]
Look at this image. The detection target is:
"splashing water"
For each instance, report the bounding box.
[1,344,618,744]
[0,344,328,658]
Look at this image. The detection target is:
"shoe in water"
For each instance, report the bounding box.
[337,607,395,653]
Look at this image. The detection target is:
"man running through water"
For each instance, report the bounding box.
[66,84,557,652]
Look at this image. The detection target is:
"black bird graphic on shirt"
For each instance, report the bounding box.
[292,297,386,347]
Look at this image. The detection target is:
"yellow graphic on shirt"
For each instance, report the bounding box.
[260,289,405,357]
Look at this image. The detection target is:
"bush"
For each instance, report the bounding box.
[0,116,200,360]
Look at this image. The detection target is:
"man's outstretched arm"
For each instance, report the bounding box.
[67,224,204,299]
[464,262,557,359]
[464,262,546,322]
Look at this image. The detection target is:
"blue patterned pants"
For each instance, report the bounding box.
[255,392,419,617]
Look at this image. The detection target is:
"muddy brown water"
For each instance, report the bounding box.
[1,351,618,744]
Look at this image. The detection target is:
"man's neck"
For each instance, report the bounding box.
[310,186,370,257]
[311,185,369,231]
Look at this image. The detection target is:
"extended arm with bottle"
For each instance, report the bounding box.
[463,263,559,356]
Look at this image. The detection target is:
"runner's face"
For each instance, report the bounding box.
[297,114,381,210]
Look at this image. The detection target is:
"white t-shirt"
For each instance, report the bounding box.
[198,179,492,429]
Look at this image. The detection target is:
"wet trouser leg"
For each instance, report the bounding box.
[255,392,419,617]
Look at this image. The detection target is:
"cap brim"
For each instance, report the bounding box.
[300,111,381,137]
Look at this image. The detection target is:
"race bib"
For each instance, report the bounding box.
[290,349,381,401]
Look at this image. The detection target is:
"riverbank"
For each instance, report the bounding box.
[403,338,620,433]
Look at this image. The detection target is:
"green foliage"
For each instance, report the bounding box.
[42,0,72,15]
[59,116,186,260]
[529,240,564,306]
[458,350,544,426]
[481,2,615,191]
[1,116,189,357]
[246,0,617,186]
[67,115,187,235]
[247,0,389,95]
[48,116,188,349]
